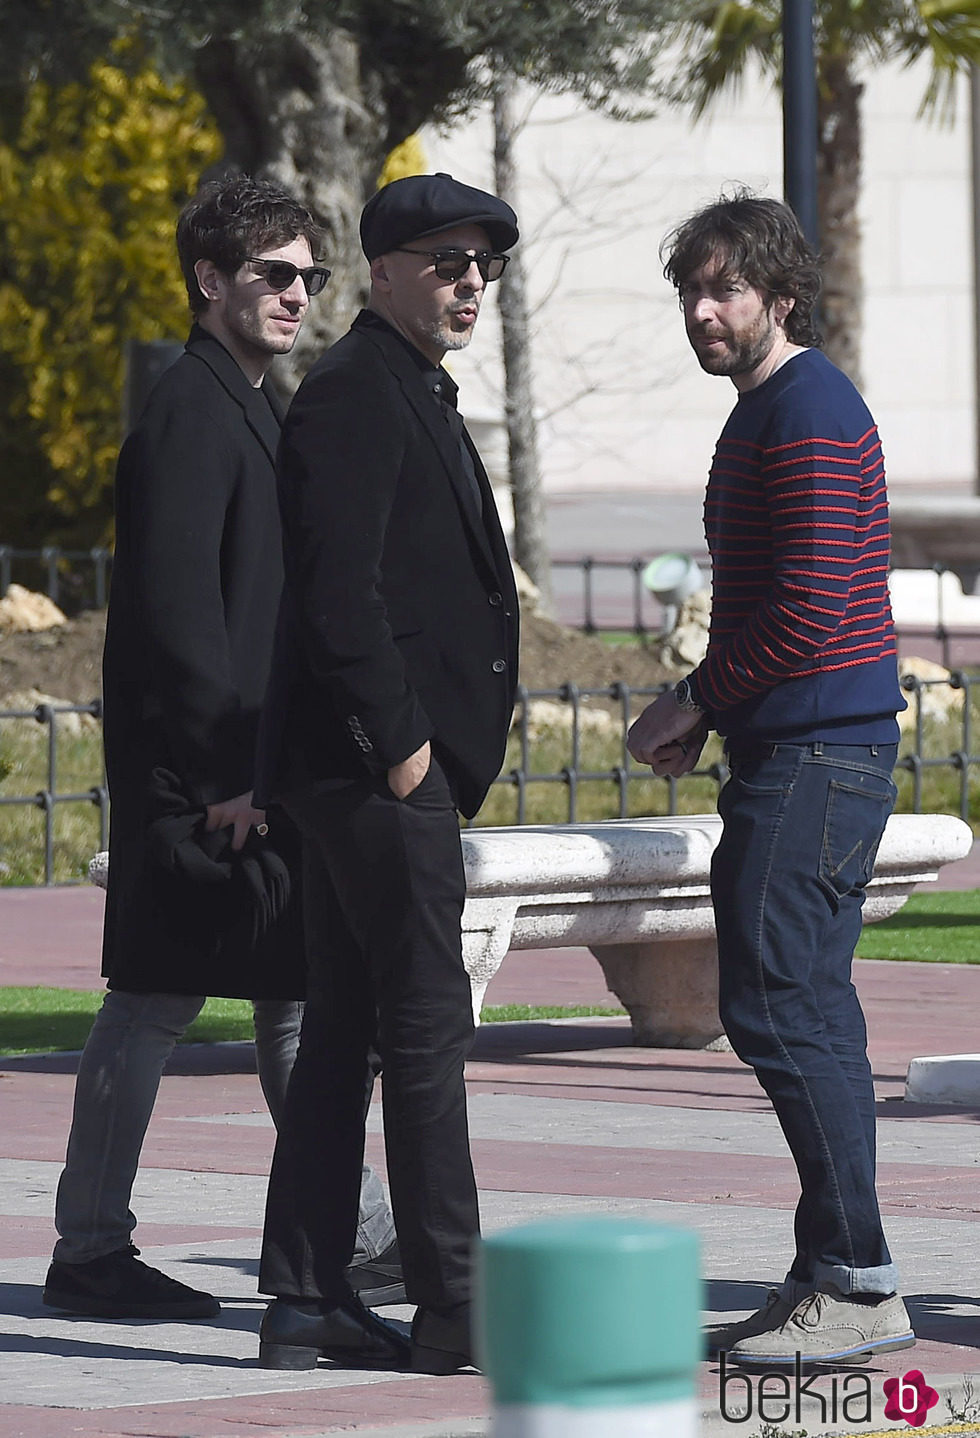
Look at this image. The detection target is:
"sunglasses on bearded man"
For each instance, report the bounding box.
[394,248,509,283]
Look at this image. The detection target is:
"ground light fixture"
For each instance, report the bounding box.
[641,551,706,633]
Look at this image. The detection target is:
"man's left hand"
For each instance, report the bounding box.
[627,690,704,766]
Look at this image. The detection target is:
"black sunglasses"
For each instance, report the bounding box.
[246,257,332,296]
[395,247,509,283]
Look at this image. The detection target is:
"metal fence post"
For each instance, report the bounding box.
[630,556,645,634]
[40,547,60,605]
[581,557,595,634]
[91,547,110,609]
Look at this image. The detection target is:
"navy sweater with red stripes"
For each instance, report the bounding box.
[690,348,904,743]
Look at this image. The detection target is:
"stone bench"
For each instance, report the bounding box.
[90,810,972,1051]
[460,812,973,1048]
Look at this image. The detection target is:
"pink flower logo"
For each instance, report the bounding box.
[883,1369,939,1426]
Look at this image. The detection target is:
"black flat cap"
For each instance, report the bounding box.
[360,172,519,261]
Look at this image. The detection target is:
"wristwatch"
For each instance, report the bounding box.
[673,676,703,713]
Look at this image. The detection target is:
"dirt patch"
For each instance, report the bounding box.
[0,606,674,709]
[0,610,105,707]
[519,611,673,698]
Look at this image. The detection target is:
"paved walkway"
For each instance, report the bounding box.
[1,858,980,1437]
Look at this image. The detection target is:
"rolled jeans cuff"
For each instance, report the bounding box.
[813,1260,900,1297]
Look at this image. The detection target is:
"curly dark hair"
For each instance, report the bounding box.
[177,174,326,316]
[661,189,822,347]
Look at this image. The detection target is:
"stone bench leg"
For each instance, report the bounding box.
[462,898,520,1026]
[589,937,730,1050]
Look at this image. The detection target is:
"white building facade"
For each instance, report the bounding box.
[423,58,973,499]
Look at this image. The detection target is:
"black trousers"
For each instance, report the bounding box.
[258,759,479,1311]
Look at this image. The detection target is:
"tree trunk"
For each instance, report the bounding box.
[816,52,863,387]
[193,28,389,391]
[492,76,555,617]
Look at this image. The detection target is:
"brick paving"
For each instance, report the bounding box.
[1,853,979,1436]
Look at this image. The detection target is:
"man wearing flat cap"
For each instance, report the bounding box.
[254,173,520,1374]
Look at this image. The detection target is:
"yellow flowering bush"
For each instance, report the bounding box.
[376,133,427,188]
[0,48,221,545]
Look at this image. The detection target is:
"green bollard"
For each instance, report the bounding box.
[478,1217,700,1437]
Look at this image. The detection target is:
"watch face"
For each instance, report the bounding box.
[675,679,698,711]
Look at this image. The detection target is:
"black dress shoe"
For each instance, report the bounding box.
[410,1303,477,1375]
[259,1293,412,1371]
[345,1238,407,1306]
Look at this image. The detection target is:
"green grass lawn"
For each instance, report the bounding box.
[0,989,258,1058]
[480,1004,625,1023]
[854,888,980,964]
[0,988,627,1058]
[0,891,975,1057]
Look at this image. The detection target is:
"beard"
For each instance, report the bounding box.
[439,330,474,353]
[417,303,479,357]
[689,312,780,377]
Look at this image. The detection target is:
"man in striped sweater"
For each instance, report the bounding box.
[628,192,912,1365]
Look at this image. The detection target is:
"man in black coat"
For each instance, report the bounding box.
[255,174,520,1375]
[42,176,398,1322]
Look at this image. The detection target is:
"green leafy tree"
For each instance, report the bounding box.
[0,1,680,391]
[659,2,980,385]
[0,47,220,545]
[0,1,680,568]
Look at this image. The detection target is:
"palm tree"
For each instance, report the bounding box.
[662,2,980,386]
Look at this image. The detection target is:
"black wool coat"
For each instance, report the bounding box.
[101,326,305,998]
[256,310,519,821]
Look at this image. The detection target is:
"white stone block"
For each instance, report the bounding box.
[905,1055,980,1106]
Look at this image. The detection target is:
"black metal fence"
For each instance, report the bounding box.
[2,672,978,884]
[478,673,980,827]
[0,698,107,885]
[551,556,674,635]
[0,545,112,613]
[5,544,980,664]
[3,550,980,882]
[550,556,980,670]
[483,681,727,825]
[896,669,980,820]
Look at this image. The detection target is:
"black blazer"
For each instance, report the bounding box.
[258,311,519,820]
[101,326,304,998]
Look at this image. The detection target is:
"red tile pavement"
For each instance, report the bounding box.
[0,883,620,1010]
[0,1216,260,1263]
[2,857,980,1435]
[0,886,106,990]
[0,1378,489,1438]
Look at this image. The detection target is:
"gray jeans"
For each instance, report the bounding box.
[52,989,394,1266]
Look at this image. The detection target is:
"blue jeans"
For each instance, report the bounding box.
[53,990,394,1266]
[711,740,900,1298]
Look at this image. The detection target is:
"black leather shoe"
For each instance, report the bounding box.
[259,1293,411,1371]
[345,1238,407,1306]
[410,1303,477,1375]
